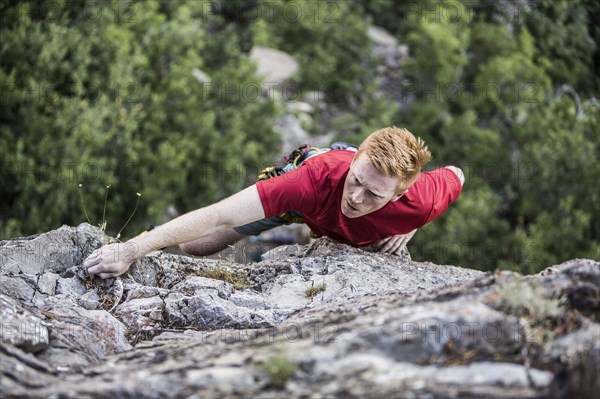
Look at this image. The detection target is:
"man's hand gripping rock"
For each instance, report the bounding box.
[84,242,139,279]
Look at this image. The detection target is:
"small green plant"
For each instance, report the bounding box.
[77,183,142,240]
[305,282,327,300]
[116,192,142,240]
[194,267,249,290]
[78,183,91,225]
[263,354,296,389]
[100,184,110,231]
[496,279,563,323]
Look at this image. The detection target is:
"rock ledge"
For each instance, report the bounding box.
[1,224,598,398]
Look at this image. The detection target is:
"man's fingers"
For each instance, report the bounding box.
[379,237,394,253]
[394,238,411,256]
[83,257,98,269]
[381,236,407,255]
[390,239,406,255]
[87,264,109,277]
[368,238,386,252]
[83,249,102,269]
[385,236,404,254]
[385,242,399,254]
[390,237,406,254]
[373,231,417,256]
[87,264,121,279]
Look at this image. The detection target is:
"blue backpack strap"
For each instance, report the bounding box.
[330,141,358,151]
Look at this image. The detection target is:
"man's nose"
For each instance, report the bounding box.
[350,189,363,204]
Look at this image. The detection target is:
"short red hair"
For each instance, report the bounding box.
[355,127,432,192]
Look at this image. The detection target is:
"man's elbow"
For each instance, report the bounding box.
[445,166,465,187]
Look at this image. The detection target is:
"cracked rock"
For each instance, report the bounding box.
[0,224,598,398]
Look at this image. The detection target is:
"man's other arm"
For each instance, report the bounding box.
[369,165,464,256]
[84,185,265,279]
[444,166,465,187]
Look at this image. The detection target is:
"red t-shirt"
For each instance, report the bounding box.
[256,150,462,246]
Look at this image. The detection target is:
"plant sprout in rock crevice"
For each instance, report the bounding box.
[78,183,142,240]
[305,282,327,300]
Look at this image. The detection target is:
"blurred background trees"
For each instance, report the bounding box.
[1,0,598,273]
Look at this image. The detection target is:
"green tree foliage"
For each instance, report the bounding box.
[520,0,597,92]
[376,0,599,272]
[516,98,600,268]
[0,0,279,239]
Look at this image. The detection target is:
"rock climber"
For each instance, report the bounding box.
[84,127,464,279]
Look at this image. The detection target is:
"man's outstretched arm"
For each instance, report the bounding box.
[84,185,265,279]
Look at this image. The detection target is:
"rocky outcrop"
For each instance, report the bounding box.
[367,25,409,70]
[276,113,332,152]
[1,224,598,398]
[249,46,299,86]
[367,25,410,105]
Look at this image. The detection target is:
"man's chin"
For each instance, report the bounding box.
[341,201,362,218]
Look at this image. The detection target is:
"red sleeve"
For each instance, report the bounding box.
[255,165,318,217]
[424,168,463,224]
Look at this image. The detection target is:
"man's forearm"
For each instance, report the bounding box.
[128,205,222,259]
[126,185,265,260]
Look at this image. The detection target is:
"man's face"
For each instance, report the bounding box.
[341,154,405,218]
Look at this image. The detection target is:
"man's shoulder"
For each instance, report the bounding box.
[416,168,462,193]
[293,149,353,189]
[404,169,445,201]
[403,168,462,210]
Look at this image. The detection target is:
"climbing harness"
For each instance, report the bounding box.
[257,142,357,183]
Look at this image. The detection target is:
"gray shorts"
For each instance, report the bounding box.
[233,211,303,236]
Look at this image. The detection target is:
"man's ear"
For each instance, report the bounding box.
[391,190,407,202]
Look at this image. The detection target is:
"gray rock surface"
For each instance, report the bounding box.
[367,25,402,68]
[0,224,598,398]
[0,296,49,353]
[365,24,411,106]
[276,113,333,152]
[249,46,299,85]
